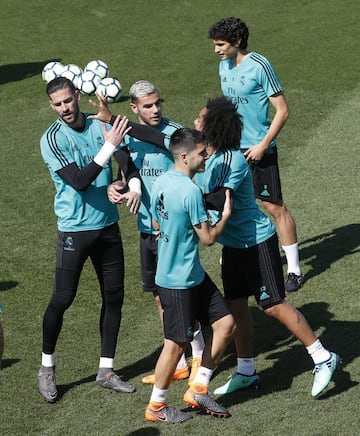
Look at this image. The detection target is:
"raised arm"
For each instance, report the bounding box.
[88,92,167,149]
[57,116,131,191]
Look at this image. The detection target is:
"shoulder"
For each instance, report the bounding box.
[249,52,275,69]
[41,119,65,146]
[159,117,182,133]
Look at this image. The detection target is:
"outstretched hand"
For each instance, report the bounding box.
[88,92,116,123]
[102,115,132,147]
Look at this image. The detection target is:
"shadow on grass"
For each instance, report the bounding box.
[1,358,21,369]
[286,223,360,282]
[0,281,18,292]
[56,346,162,400]
[126,429,160,436]
[56,300,359,402]
[0,60,62,84]
[214,301,359,407]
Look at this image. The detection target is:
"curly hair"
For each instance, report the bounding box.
[202,96,242,151]
[208,17,249,50]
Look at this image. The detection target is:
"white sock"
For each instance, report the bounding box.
[99,357,114,369]
[306,340,331,365]
[192,366,213,387]
[41,352,55,367]
[237,358,255,376]
[176,353,187,369]
[282,242,301,275]
[150,385,168,404]
[190,326,205,358]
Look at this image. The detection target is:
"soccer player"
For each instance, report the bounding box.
[38,77,143,402]
[208,17,303,293]
[193,96,341,397]
[145,128,234,423]
[106,81,205,384]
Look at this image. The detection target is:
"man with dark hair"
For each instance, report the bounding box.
[193,96,340,398]
[145,128,234,423]
[208,17,303,293]
[38,77,141,402]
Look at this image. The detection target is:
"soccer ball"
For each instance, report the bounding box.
[96,77,123,103]
[84,60,110,79]
[60,64,83,88]
[78,71,102,95]
[42,61,64,82]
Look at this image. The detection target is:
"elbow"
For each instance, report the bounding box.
[67,181,89,191]
[284,106,290,122]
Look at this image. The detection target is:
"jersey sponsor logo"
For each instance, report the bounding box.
[139,168,165,177]
[159,231,169,243]
[230,96,249,105]
[156,193,168,220]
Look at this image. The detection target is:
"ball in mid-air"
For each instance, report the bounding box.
[78,71,102,95]
[84,60,110,79]
[42,61,64,82]
[96,77,123,103]
[60,64,83,88]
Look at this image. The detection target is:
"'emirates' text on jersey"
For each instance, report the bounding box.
[219,52,282,149]
[122,117,181,234]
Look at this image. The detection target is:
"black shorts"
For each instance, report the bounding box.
[157,273,230,343]
[221,233,285,308]
[245,146,283,203]
[140,232,158,292]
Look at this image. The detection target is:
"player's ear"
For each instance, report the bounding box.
[75,89,81,101]
[180,150,188,164]
[130,102,138,115]
[234,38,242,48]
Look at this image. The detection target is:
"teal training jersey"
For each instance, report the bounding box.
[194,149,275,248]
[219,52,282,149]
[40,115,119,232]
[150,170,208,289]
[122,117,181,234]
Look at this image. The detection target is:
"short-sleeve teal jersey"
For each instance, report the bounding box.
[194,149,275,248]
[40,115,119,232]
[122,117,181,234]
[150,170,208,289]
[219,52,282,149]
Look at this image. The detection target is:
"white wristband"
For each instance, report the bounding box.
[128,177,142,195]
[93,141,115,167]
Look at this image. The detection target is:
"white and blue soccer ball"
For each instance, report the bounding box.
[96,77,123,103]
[84,60,110,80]
[78,71,102,95]
[42,61,64,82]
[60,64,83,88]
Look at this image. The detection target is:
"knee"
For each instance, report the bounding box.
[214,314,236,338]
[263,302,282,319]
[105,286,124,306]
[262,201,286,219]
